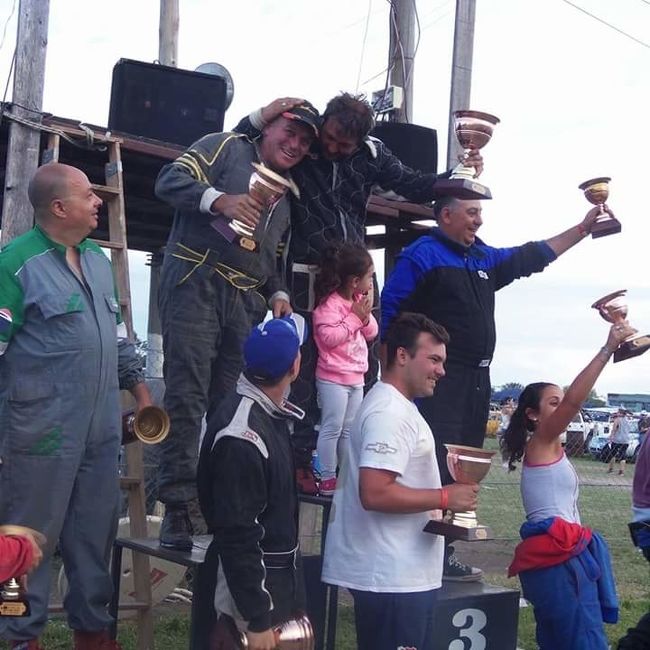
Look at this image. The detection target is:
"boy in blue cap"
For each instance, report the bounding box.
[196,315,307,650]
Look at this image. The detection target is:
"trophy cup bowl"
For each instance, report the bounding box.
[212,162,293,252]
[433,110,500,200]
[122,405,170,445]
[578,176,621,238]
[454,110,500,153]
[423,444,495,541]
[213,613,314,649]
[592,290,650,362]
[0,525,47,617]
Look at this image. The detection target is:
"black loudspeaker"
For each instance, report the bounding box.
[370,122,438,174]
[108,59,227,147]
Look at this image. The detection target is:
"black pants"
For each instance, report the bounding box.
[417,362,491,485]
[158,252,267,505]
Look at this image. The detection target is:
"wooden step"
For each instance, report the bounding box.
[90,239,125,250]
[92,183,122,200]
[120,476,142,489]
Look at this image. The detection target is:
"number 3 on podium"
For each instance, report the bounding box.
[449,608,487,650]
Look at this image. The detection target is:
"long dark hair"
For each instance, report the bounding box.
[501,382,555,471]
[315,242,373,305]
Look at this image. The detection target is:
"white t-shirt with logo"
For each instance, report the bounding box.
[321,381,444,592]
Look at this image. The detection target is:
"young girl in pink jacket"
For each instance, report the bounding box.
[313,243,379,495]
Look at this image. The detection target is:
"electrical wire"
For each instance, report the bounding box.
[561,0,650,49]
[355,0,373,93]
[0,0,17,53]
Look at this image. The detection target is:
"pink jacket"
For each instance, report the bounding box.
[312,292,379,386]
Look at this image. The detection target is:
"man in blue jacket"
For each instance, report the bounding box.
[381,196,604,580]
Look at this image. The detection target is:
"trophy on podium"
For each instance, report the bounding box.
[211,162,293,252]
[434,110,500,200]
[424,444,495,541]
[592,290,650,362]
[211,612,314,649]
[0,525,46,617]
[579,176,621,238]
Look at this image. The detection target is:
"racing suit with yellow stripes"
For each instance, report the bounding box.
[154,132,294,506]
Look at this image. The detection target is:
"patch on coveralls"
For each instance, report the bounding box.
[66,293,84,313]
[0,308,12,335]
[29,426,63,455]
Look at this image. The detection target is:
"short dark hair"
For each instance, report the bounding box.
[384,313,449,369]
[433,196,457,221]
[323,93,375,142]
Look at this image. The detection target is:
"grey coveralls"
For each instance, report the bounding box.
[0,226,143,640]
[154,132,293,506]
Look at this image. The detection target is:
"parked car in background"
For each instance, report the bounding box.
[588,418,641,462]
[560,411,591,456]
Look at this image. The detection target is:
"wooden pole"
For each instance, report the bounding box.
[1,0,50,247]
[388,0,416,124]
[146,0,179,378]
[158,0,179,67]
[446,0,476,169]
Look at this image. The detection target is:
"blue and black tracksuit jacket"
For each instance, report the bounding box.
[381,228,556,367]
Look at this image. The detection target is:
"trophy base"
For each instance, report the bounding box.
[614,335,650,363]
[210,217,259,252]
[433,177,493,200]
[423,519,493,542]
[0,597,30,617]
[591,216,621,239]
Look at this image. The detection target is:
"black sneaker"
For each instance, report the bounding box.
[442,545,483,582]
[159,505,193,551]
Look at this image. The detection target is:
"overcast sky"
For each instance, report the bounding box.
[0,0,648,397]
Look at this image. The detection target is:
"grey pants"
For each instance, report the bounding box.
[0,416,120,639]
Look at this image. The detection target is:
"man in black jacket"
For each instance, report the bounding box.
[196,315,306,650]
[236,95,483,491]
[155,103,319,549]
[381,196,604,580]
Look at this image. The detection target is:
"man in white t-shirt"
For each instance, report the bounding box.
[321,312,479,650]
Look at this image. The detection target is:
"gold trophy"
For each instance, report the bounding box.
[578,177,621,238]
[212,613,314,649]
[122,405,170,445]
[424,444,495,541]
[212,162,293,252]
[434,110,500,200]
[592,290,650,362]
[0,525,46,617]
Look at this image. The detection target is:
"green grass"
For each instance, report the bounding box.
[7,443,648,649]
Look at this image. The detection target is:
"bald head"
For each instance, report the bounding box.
[28,163,83,222]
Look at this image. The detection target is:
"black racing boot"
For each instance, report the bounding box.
[159,504,193,551]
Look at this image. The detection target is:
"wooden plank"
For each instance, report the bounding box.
[92,183,122,197]
[91,239,125,250]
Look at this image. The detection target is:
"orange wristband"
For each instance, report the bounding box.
[439,487,449,510]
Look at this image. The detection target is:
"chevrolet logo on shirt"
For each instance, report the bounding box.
[365,442,397,455]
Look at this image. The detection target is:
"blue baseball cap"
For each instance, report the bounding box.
[244,314,307,382]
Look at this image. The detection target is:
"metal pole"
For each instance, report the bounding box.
[388,0,416,124]
[1,0,50,247]
[446,0,476,169]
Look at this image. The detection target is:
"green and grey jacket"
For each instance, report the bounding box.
[0,225,143,387]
